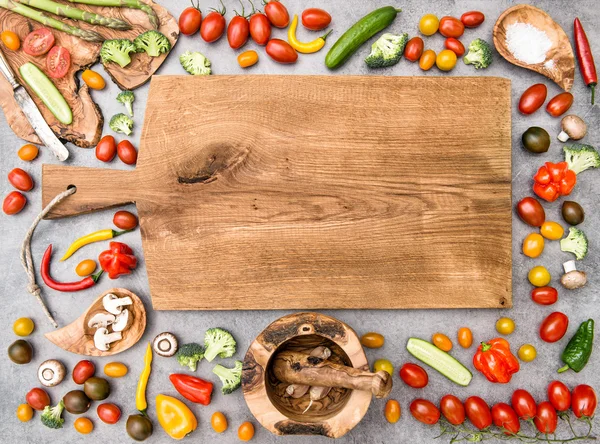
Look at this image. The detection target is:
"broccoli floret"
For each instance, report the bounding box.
[365,33,409,69]
[180,51,211,76]
[100,39,136,68]
[212,361,243,394]
[134,30,171,58]
[204,328,236,362]
[109,113,133,136]
[564,143,600,175]
[463,38,493,69]
[561,227,588,260]
[41,400,65,429]
[176,343,205,371]
[117,90,135,117]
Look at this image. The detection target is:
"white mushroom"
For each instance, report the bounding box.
[87,312,116,329]
[112,309,132,332]
[94,327,122,352]
[38,359,66,387]
[558,115,587,142]
[102,293,133,315]
[561,260,587,289]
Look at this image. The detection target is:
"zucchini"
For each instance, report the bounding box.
[406,338,472,386]
[325,6,401,69]
[19,62,72,125]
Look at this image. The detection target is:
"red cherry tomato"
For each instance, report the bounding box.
[444,38,465,56]
[516,196,545,227]
[518,84,547,115]
[26,388,51,411]
[8,168,33,191]
[23,28,55,56]
[3,191,26,215]
[511,389,537,420]
[410,399,440,425]
[404,37,424,62]
[95,135,117,162]
[440,395,465,425]
[227,11,249,49]
[113,210,139,230]
[546,92,574,117]
[46,46,70,79]
[264,0,289,28]
[491,403,520,435]
[534,402,557,434]
[200,6,226,43]
[73,360,95,384]
[179,4,202,35]
[465,396,492,430]
[439,16,464,38]
[571,385,597,418]
[117,140,138,165]
[540,312,569,343]
[301,8,331,31]
[460,11,485,28]
[531,287,558,305]
[399,363,428,388]
[249,11,271,45]
[97,403,121,424]
[547,381,571,412]
[265,39,297,64]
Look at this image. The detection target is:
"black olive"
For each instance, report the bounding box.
[522,127,550,153]
[562,201,585,225]
[63,390,91,414]
[8,339,33,364]
[127,414,153,441]
[83,377,110,401]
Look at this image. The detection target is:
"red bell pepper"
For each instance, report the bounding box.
[473,338,520,383]
[532,161,576,202]
[41,244,103,291]
[98,242,137,279]
[169,374,213,405]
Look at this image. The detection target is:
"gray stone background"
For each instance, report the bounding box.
[1,0,599,443]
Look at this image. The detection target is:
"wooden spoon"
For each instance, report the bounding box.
[45,288,146,356]
[493,4,575,91]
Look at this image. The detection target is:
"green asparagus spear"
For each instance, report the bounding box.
[65,0,158,29]
[0,0,105,42]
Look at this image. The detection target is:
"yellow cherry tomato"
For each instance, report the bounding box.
[13,317,34,336]
[419,49,436,71]
[436,49,457,71]
[384,399,401,423]
[518,344,537,362]
[522,233,545,258]
[74,417,94,434]
[432,333,453,351]
[419,14,440,36]
[540,221,564,240]
[528,266,551,287]
[238,421,255,441]
[75,259,97,276]
[104,362,128,378]
[18,144,39,161]
[360,332,384,348]
[496,317,515,335]
[17,403,33,422]
[211,412,228,433]
[1,30,20,51]
[457,327,473,348]
[82,69,106,90]
[237,50,259,68]
[373,359,394,375]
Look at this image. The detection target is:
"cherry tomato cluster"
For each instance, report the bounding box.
[95,135,138,165]
[3,149,37,215]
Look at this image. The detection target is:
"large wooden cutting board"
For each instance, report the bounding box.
[42,75,512,310]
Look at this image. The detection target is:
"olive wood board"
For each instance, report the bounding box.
[0,0,178,148]
[41,75,512,310]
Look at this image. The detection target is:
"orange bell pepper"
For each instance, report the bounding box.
[472,338,520,383]
[156,394,197,440]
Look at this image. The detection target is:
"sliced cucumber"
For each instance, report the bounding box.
[19,62,72,125]
[406,337,472,386]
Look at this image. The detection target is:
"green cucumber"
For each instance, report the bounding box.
[325,6,401,69]
[406,338,472,386]
[19,62,72,125]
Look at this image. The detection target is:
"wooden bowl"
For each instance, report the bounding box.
[45,288,146,356]
[493,4,575,91]
[242,312,371,438]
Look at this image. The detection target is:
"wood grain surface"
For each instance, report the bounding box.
[42,75,512,310]
[0,0,178,147]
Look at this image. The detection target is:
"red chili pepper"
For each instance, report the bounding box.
[41,244,103,291]
[169,374,213,405]
[574,18,598,104]
[98,242,137,279]
[473,338,520,383]
[532,161,576,202]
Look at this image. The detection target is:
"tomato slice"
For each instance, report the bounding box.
[46,46,71,79]
[23,28,55,56]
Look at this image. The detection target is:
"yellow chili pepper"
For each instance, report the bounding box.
[156,394,197,440]
[61,228,129,261]
[287,14,332,54]
[136,343,153,414]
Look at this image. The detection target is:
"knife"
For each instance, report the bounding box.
[0,47,69,161]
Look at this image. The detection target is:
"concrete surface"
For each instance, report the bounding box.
[1,1,599,443]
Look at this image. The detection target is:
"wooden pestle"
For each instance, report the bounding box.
[273,350,392,399]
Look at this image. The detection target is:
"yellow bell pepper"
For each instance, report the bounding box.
[61,228,129,261]
[287,14,332,54]
[156,394,197,440]
[136,343,152,413]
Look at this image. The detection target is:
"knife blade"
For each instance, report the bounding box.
[0,47,69,161]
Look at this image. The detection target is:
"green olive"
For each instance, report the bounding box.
[562,201,585,225]
[63,390,91,414]
[127,414,153,441]
[8,339,33,364]
[83,376,110,401]
[522,127,550,153]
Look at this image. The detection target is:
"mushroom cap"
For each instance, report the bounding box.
[38,359,66,387]
[561,270,587,289]
[561,115,587,140]
[102,293,133,315]
[152,332,179,357]
[87,312,116,329]
[112,309,132,332]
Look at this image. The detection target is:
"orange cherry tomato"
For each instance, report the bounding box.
[82,69,106,90]
[17,403,33,422]
[419,50,436,71]
[74,417,94,434]
[439,16,464,38]
[540,221,564,240]
[457,327,473,348]
[444,38,465,56]
[18,144,39,161]
[404,37,424,62]
[1,30,20,50]
[522,233,544,258]
[211,412,228,433]
[360,332,384,348]
[432,333,452,351]
[238,421,255,441]
[76,259,97,276]
[238,50,259,68]
[385,399,401,423]
[546,92,573,117]
[104,362,128,378]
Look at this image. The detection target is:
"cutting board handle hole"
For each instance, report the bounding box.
[66,184,77,191]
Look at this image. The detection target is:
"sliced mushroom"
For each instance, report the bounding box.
[87,312,116,329]
[112,309,132,332]
[38,359,66,387]
[558,115,587,142]
[103,293,133,315]
[561,260,587,289]
[94,328,122,352]
[152,332,179,357]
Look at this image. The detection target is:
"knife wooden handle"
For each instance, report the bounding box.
[0,46,19,89]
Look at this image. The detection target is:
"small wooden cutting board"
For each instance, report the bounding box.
[42,75,512,310]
